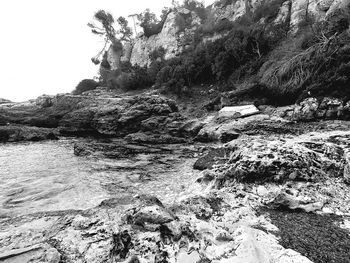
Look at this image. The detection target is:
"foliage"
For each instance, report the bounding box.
[88,10,132,66]
[137,9,171,37]
[260,17,350,105]
[253,0,286,23]
[150,18,287,95]
[149,47,166,62]
[119,66,154,90]
[182,0,207,21]
[72,79,100,95]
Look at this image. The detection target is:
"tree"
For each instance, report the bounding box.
[88,10,132,70]
[137,8,171,37]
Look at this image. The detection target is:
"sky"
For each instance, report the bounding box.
[0,0,215,102]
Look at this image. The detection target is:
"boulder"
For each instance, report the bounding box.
[124,194,176,226]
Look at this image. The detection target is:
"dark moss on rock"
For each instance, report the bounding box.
[260,209,350,263]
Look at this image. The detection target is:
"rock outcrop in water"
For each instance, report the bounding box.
[0,125,58,143]
[0,91,185,143]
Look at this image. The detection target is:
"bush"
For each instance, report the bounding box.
[119,66,153,90]
[149,47,166,62]
[260,19,350,105]
[138,9,170,37]
[72,79,99,95]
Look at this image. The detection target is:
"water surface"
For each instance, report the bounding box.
[0,139,199,218]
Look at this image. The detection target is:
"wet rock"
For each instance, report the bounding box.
[0,125,58,143]
[125,132,187,144]
[193,148,230,171]
[73,140,172,158]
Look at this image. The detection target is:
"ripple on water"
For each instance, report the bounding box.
[0,140,200,218]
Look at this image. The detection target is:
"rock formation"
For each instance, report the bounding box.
[130,8,202,67]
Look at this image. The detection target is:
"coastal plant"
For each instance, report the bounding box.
[73,79,100,95]
[138,8,171,37]
[260,17,350,104]
[88,10,132,70]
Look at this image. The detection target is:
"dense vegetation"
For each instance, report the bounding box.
[77,0,350,106]
[73,79,100,95]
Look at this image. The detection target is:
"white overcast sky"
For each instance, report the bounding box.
[0,0,215,102]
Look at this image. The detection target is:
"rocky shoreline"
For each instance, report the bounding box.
[1,90,350,263]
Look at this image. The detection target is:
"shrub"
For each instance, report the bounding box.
[149,47,166,62]
[73,79,99,95]
[119,66,153,90]
[138,9,170,37]
[260,19,350,105]
[182,0,207,21]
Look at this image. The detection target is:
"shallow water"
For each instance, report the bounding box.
[0,139,200,218]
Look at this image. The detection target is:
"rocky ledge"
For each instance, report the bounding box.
[0,125,58,143]
[0,91,185,143]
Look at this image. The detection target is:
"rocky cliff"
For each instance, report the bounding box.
[126,0,350,67]
[130,8,202,67]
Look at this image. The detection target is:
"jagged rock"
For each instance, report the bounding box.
[124,195,176,226]
[130,9,201,67]
[0,125,58,143]
[317,97,343,119]
[59,95,179,136]
[211,131,346,185]
[290,97,350,121]
[292,97,319,121]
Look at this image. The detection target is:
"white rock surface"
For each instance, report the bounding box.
[219,105,260,118]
